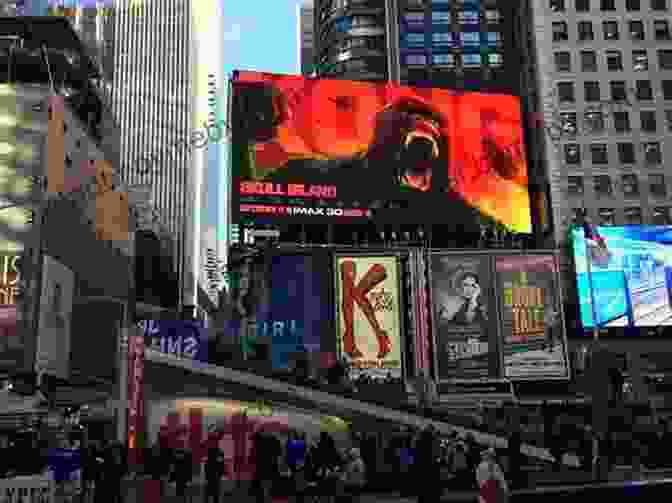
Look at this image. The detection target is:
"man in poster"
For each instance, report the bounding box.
[438,272,488,326]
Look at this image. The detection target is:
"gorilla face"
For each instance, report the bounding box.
[399,113,442,192]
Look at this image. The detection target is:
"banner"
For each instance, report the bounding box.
[143,319,208,362]
[35,255,74,380]
[257,254,328,370]
[495,254,569,379]
[334,255,403,379]
[429,254,498,380]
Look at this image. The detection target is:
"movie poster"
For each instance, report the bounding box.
[334,255,403,379]
[429,254,498,380]
[495,254,569,379]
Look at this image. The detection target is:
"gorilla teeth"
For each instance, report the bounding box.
[404,131,439,159]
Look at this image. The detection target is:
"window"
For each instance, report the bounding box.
[603,21,619,40]
[550,0,565,10]
[663,80,672,99]
[407,0,426,5]
[486,32,502,46]
[629,20,645,40]
[594,175,613,196]
[462,53,482,67]
[485,9,501,23]
[555,51,572,71]
[431,11,451,24]
[618,142,636,163]
[591,143,609,163]
[659,50,672,69]
[561,112,579,134]
[598,208,616,225]
[651,0,668,10]
[488,53,504,67]
[652,207,671,225]
[649,174,667,196]
[461,32,481,46]
[558,82,575,102]
[405,33,426,46]
[584,110,604,133]
[406,54,427,65]
[614,111,632,132]
[432,32,454,45]
[606,50,623,70]
[665,110,672,131]
[565,143,581,163]
[575,0,590,11]
[621,174,640,196]
[626,0,641,10]
[578,21,594,41]
[611,81,628,101]
[601,0,615,9]
[644,141,662,164]
[433,53,456,67]
[568,176,584,195]
[624,207,643,225]
[581,50,598,71]
[655,20,671,40]
[636,80,653,100]
[553,21,569,41]
[584,81,600,101]
[459,10,480,24]
[633,50,649,71]
[404,12,425,25]
[641,110,658,132]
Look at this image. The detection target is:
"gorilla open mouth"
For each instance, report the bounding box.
[400,115,441,191]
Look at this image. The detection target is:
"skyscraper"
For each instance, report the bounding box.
[298,0,315,76]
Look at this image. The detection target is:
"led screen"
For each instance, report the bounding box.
[573,225,672,328]
[231,71,531,232]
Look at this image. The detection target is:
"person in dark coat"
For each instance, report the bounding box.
[414,425,441,503]
[204,446,226,503]
[102,443,126,503]
[174,448,193,502]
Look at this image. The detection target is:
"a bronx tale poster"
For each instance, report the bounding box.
[334,255,402,379]
[495,254,569,379]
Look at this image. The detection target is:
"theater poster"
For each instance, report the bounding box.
[429,254,499,380]
[495,254,570,380]
[334,255,403,379]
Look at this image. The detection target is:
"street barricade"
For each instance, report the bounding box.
[0,473,55,503]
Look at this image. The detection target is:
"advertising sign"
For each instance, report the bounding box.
[143,319,208,362]
[429,254,498,380]
[334,255,403,379]
[256,254,328,370]
[127,329,144,466]
[36,255,74,381]
[572,225,672,329]
[495,255,569,380]
[231,71,531,231]
[0,255,21,370]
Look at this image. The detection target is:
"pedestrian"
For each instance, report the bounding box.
[342,447,366,503]
[449,440,470,489]
[253,433,273,503]
[102,443,125,503]
[414,425,441,503]
[174,448,193,503]
[398,435,415,497]
[204,446,225,503]
[476,448,509,503]
[286,432,308,503]
[506,426,522,490]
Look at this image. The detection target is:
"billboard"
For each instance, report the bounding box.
[231,71,531,231]
[256,254,329,370]
[495,254,569,379]
[128,328,145,466]
[429,254,498,380]
[334,255,403,379]
[573,225,672,328]
[143,319,209,362]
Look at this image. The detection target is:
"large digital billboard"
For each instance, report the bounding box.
[429,254,499,380]
[334,255,403,379]
[573,225,672,328]
[230,71,531,232]
[256,254,329,370]
[495,254,569,380]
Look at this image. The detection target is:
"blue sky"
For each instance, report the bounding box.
[211,0,306,228]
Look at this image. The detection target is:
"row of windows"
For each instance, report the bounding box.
[569,206,672,226]
[320,35,386,64]
[404,31,502,46]
[561,141,662,164]
[550,0,668,12]
[554,109,671,135]
[405,0,499,8]
[555,49,656,73]
[403,8,502,26]
[556,79,672,102]
[567,173,668,197]
[552,19,671,42]
[405,52,503,67]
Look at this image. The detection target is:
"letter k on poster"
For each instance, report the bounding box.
[335,255,402,379]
